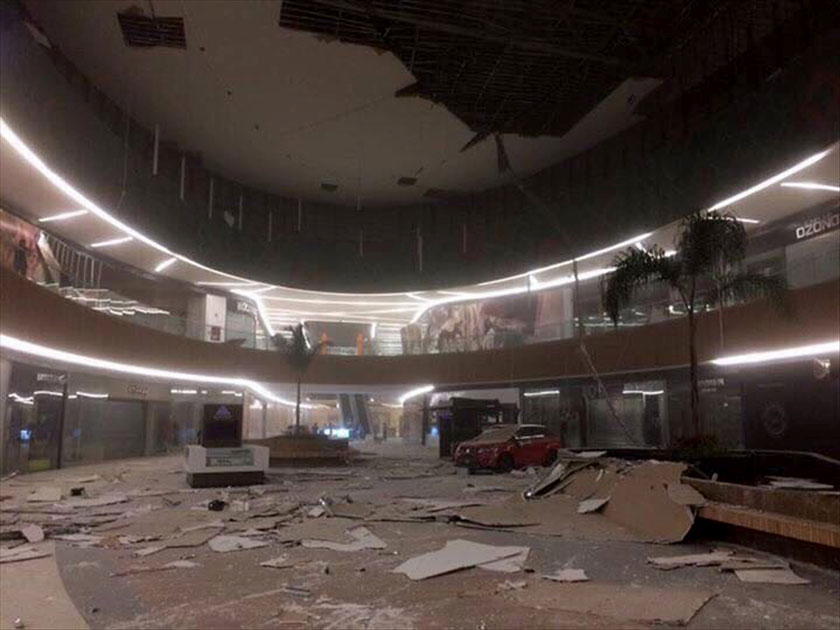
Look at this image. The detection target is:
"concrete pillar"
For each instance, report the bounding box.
[144,402,156,456]
[0,358,11,474]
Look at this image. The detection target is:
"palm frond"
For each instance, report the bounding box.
[603,246,682,324]
[284,323,326,372]
[677,210,747,277]
[718,272,791,317]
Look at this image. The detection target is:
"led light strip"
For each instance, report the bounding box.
[711,340,839,366]
[780,182,840,192]
[38,209,88,223]
[707,150,830,211]
[397,384,434,404]
[523,389,560,397]
[0,334,316,409]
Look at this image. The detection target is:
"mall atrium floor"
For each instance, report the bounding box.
[2,445,839,630]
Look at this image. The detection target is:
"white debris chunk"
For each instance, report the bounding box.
[208,535,269,553]
[20,524,44,543]
[542,569,589,582]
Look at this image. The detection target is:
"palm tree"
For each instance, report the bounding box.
[277,323,329,434]
[603,210,788,438]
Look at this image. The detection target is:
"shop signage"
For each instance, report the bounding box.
[794,211,839,240]
[205,448,253,467]
[127,383,149,397]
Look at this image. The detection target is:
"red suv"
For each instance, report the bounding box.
[454,424,564,472]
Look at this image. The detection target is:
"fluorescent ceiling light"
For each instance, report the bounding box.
[90,236,133,248]
[707,150,830,211]
[523,389,560,397]
[622,389,664,396]
[780,181,840,192]
[154,257,177,272]
[76,391,108,399]
[734,218,760,224]
[711,340,839,366]
[171,388,198,395]
[370,322,377,340]
[38,209,88,223]
[0,334,315,409]
[478,232,653,287]
[398,384,434,404]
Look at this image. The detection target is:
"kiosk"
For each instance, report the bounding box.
[185,403,269,487]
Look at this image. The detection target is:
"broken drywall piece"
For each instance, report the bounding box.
[604,474,694,543]
[479,547,530,573]
[208,535,269,553]
[766,479,833,491]
[719,557,790,572]
[20,524,44,543]
[52,534,103,545]
[301,526,386,552]
[27,487,61,503]
[734,568,810,584]
[64,494,129,509]
[134,546,167,557]
[307,506,326,518]
[393,539,525,580]
[403,498,486,513]
[0,546,51,564]
[507,582,714,625]
[179,519,225,534]
[542,569,589,582]
[167,527,224,548]
[574,451,607,459]
[577,498,609,514]
[647,551,733,570]
[666,483,707,506]
[329,502,374,520]
[260,555,294,569]
[497,579,528,591]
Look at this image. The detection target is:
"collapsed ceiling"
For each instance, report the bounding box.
[277,0,812,142]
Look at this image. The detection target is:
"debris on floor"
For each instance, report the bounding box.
[393,539,530,580]
[19,524,44,543]
[260,555,294,569]
[577,497,609,514]
[207,535,269,553]
[541,568,589,582]
[507,582,715,625]
[301,526,386,552]
[734,567,810,584]
[763,476,834,491]
[0,545,51,564]
[26,487,62,503]
[647,550,735,570]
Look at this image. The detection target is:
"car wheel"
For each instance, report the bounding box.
[497,453,514,473]
[543,449,558,467]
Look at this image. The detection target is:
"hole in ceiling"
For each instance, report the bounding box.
[397,177,417,187]
[117,8,186,49]
[320,182,338,192]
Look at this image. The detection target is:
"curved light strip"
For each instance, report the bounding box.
[398,384,434,404]
[711,340,839,366]
[708,150,830,211]
[0,334,317,409]
[780,181,840,192]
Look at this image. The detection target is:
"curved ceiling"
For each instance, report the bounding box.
[22,0,660,205]
[3,115,838,336]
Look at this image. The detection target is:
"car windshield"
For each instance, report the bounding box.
[471,426,518,443]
